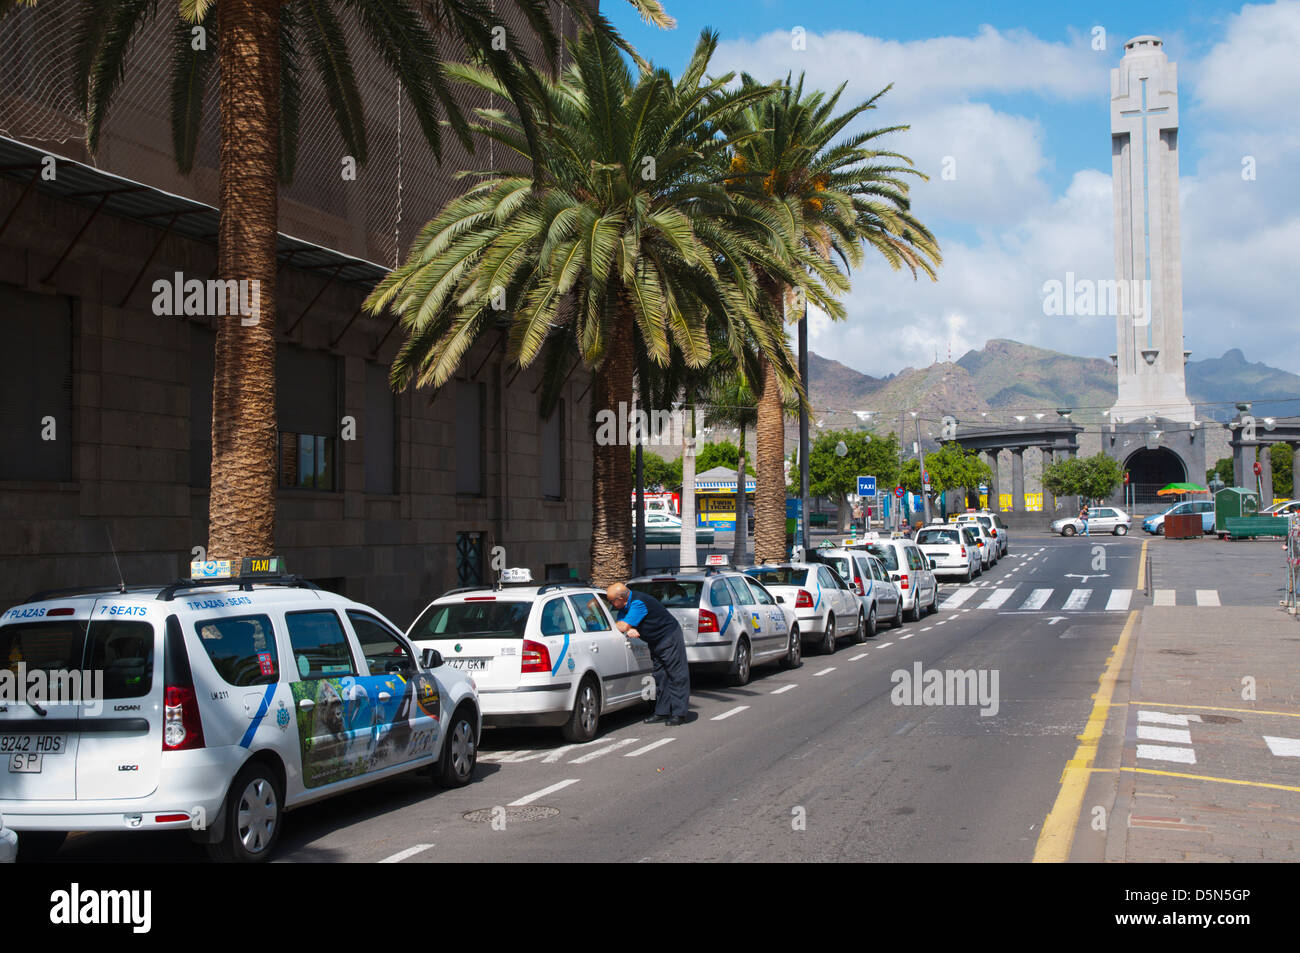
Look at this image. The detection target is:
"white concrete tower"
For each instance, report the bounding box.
[1109,36,1195,424]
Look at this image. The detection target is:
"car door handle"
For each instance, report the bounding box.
[590,643,599,652]
[298,699,315,711]
[378,692,392,702]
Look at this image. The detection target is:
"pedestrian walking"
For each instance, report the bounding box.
[1079,502,1090,536]
[606,582,690,726]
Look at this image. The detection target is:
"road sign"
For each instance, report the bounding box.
[894,486,904,499]
[922,470,929,483]
[1254,461,1262,475]
[923,483,932,494]
[858,475,876,497]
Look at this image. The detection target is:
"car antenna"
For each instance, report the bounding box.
[106,524,127,594]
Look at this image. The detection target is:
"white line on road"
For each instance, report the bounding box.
[770,684,798,694]
[379,844,434,864]
[1138,710,1193,726]
[899,633,914,640]
[712,705,751,720]
[1063,588,1093,611]
[542,744,583,764]
[1137,725,1193,745]
[920,626,933,631]
[477,750,519,763]
[1020,588,1053,610]
[848,652,869,660]
[1263,736,1300,758]
[979,588,1016,609]
[1196,589,1221,606]
[1136,744,1196,765]
[1106,589,1133,612]
[625,738,677,758]
[570,738,641,764]
[812,668,836,677]
[941,587,979,610]
[1153,589,1176,606]
[876,641,893,648]
[510,779,579,805]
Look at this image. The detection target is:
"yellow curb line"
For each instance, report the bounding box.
[1128,701,1300,718]
[1076,766,1300,794]
[1032,610,1139,863]
[1135,538,1148,591]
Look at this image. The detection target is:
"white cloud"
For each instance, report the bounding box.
[1191,1,1300,122]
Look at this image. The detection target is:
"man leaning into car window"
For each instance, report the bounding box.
[606,583,690,727]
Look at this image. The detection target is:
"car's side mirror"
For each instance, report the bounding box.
[421,648,443,669]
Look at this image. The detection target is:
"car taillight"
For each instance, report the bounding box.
[960,547,967,557]
[163,686,205,751]
[698,609,720,633]
[521,639,552,673]
[899,574,910,590]
[795,589,814,608]
[854,575,864,594]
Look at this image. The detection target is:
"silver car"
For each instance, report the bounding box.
[1052,506,1132,536]
[864,537,939,622]
[627,572,801,685]
[811,548,903,636]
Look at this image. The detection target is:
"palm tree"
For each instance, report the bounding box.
[366,29,798,586]
[0,0,671,559]
[723,75,942,563]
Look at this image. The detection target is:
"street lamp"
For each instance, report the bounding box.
[834,440,848,457]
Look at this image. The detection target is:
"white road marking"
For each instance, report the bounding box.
[510,779,579,805]
[848,652,869,660]
[1063,589,1093,611]
[570,738,642,764]
[625,738,677,757]
[1196,589,1221,606]
[812,668,836,677]
[978,588,1017,610]
[876,641,893,648]
[379,843,434,864]
[1153,589,1176,606]
[899,633,914,640]
[770,684,798,694]
[1139,710,1191,726]
[542,744,583,764]
[1020,588,1053,610]
[1137,744,1196,765]
[1137,725,1193,745]
[712,705,751,720]
[1106,589,1133,611]
[477,750,519,763]
[920,626,933,631]
[495,750,550,763]
[1263,736,1300,758]
[941,587,978,610]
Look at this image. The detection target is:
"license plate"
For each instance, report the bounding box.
[0,734,66,755]
[8,753,43,773]
[447,658,489,671]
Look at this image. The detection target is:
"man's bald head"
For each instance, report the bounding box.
[606,583,629,603]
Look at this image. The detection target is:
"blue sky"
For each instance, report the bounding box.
[602,1,1300,379]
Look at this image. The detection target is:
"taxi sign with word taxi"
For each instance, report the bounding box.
[857,475,876,497]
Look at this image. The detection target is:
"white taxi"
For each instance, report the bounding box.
[0,557,479,863]
[742,562,863,655]
[406,570,650,744]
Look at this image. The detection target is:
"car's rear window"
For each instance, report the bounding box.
[866,545,899,571]
[745,568,807,587]
[1,619,154,700]
[917,529,961,545]
[0,620,85,677]
[633,581,703,607]
[823,557,854,581]
[194,614,279,687]
[86,620,155,699]
[410,601,532,640]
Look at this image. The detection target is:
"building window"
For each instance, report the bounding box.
[278,346,338,491]
[365,361,397,494]
[540,400,564,500]
[454,380,484,496]
[0,284,72,481]
[456,532,484,586]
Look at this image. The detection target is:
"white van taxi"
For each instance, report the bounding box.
[0,557,479,863]
[406,569,651,744]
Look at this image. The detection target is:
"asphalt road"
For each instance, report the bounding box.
[44,530,1157,864]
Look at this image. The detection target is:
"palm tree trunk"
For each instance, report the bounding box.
[208,0,280,560]
[754,351,786,563]
[732,420,747,565]
[679,403,697,568]
[590,315,635,587]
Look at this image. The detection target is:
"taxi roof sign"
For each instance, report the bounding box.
[705,554,729,566]
[187,557,286,579]
[241,556,286,576]
[500,567,533,583]
[190,559,233,579]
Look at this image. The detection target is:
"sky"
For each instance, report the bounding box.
[603,0,1300,379]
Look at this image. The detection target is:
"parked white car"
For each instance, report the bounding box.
[743,562,863,655]
[864,537,939,622]
[956,512,1009,556]
[915,525,981,583]
[0,557,479,863]
[628,570,801,685]
[1053,506,1132,536]
[810,548,902,636]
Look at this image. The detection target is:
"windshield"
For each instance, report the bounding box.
[866,544,899,571]
[632,581,703,607]
[745,568,807,587]
[917,529,961,545]
[409,601,532,640]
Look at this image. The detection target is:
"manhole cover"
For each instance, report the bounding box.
[1198,714,1242,725]
[1159,649,1197,656]
[462,806,560,824]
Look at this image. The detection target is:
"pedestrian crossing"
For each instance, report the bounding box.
[937,584,1227,613]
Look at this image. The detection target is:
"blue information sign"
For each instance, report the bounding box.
[858,475,876,497]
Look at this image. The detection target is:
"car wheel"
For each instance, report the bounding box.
[908,597,922,623]
[821,615,837,655]
[1114,525,1129,536]
[728,638,752,687]
[206,762,283,863]
[780,625,803,669]
[561,676,601,743]
[963,566,973,583]
[15,831,66,863]
[850,609,866,644]
[1062,525,1077,537]
[435,704,478,787]
[928,590,939,615]
[865,606,877,639]
[1156,524,1164,536]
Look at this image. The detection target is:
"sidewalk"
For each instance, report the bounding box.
[1105,605,1300,861]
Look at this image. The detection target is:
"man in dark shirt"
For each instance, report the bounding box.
[606,582,690,726]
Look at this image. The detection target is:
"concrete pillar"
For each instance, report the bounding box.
[1233,440,1247,488]
[1012,449,1025,513]
[1293,443,1300,500]
[1261,443,1274,504]
[986,449,1000,511]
